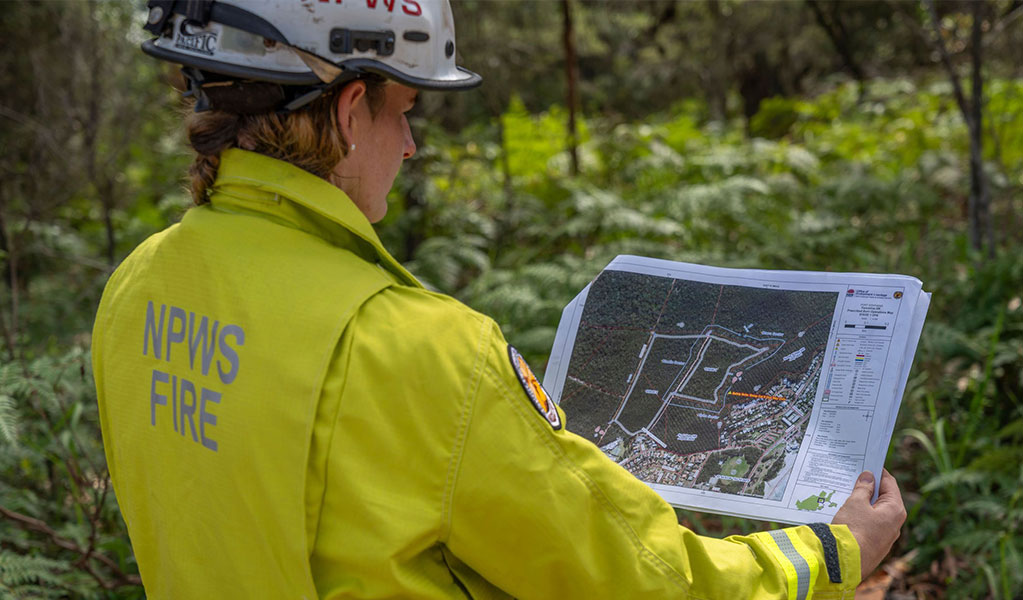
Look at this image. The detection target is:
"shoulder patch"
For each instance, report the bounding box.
[508,345,562,430]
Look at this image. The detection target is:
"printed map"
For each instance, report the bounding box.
[560,270,839,500]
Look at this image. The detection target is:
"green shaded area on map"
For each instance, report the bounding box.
[795,490,838,511]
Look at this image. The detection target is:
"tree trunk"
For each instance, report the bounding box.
[805,0,867,98]
[923,0,992,259]
[969,0,994,259]
[706,0,731,121]
[739,51,785,132]
[0,200,10,291]
[101,191,117,267]
[490,111,515,260]
[562,0,580,176]
[85,0,118,267]
[497,114,512,201]
[0,207,19,359]
[642,1,678,55]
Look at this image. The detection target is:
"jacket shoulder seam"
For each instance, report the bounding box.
[439,315,493,544]
[307,283,395,554]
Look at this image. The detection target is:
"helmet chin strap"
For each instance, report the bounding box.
[182,67,286,114]
[279,48,379,113]
[276,48,350,112]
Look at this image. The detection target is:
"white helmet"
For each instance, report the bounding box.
[142,0,481,112]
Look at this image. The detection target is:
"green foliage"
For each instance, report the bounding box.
[895,253,1023,599]
[503,96,590,185]
[0,346,141,598]
[1,1,1021,594]
[0,552,69,599]
[748,97,801,139]
[0,394,19,447]
[385,76,1023,596]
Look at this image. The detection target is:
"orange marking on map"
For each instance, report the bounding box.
[728,391,787,402]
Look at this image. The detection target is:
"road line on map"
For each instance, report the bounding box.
[728,391,788,401]
[710,284,724,325]
[652,279,676,332]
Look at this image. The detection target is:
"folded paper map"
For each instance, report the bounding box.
[544,255,929,524]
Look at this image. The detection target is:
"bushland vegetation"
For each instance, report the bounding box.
[1,1,1021,598]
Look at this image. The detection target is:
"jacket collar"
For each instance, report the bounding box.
[208,148,421,288]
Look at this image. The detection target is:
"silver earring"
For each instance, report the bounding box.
[350,143,356,152]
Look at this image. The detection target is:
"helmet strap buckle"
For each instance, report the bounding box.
[181,67,212,112]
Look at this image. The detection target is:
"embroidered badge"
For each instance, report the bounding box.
[508,345,562,430]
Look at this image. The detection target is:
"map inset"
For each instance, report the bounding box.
[796,490,839,512]
[560,270,839,500]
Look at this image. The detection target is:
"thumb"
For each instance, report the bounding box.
[847,471,876,504]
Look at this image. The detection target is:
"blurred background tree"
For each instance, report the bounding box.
[1,1,1021,598]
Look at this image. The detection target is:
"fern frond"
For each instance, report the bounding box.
[921,468,989,493]
[945,528,1000,554]
[960,498,1007,520]
[0,551,66,590]
[0,394,19,446]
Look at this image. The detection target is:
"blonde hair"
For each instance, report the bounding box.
[186,79,385,205]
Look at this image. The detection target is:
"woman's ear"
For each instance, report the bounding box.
[335,80,368,152]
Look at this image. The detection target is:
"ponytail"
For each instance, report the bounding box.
[181,77,386,206]
[186,111,242,205]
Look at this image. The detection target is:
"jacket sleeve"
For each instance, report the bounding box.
[442,319,861,600]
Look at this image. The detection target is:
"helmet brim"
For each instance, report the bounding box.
[342,59,482,91]
[142,40,322,86]
[143,40,482,91]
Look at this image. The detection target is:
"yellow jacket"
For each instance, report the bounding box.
[92,149,860,599]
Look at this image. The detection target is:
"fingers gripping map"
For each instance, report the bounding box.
[545,256,930,524]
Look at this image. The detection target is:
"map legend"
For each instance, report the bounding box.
[826,337,888,406]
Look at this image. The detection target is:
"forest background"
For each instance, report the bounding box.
[0,0,1021,598]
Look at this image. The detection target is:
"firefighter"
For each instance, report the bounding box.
[92,1,905,597]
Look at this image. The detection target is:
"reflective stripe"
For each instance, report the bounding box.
[767,529,814,600]
[784,528,821,597]
[757,531,798,600]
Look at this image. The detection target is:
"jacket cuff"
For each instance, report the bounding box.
[749,524,860,599]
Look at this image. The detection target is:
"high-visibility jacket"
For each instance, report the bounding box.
[92,148,861,599]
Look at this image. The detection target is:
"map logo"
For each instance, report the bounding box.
[846,289,855,296]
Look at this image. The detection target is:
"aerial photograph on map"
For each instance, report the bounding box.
[559,269,839,501]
